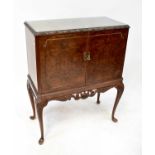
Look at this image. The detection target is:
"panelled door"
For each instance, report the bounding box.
[40,29,128,93]
[86,29,128,85]
[43,33,88,92]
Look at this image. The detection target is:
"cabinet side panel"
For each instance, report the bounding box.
[25,27,38,90]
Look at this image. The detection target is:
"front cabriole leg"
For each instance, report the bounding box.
[112,81,124,122]
[36,99,48,145]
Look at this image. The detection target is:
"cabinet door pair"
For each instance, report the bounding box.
[40,29,128,93]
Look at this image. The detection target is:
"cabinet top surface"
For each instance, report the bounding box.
[25,17,129,35]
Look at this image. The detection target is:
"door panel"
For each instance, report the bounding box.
[86,31,128,85]
[44,35,87,92]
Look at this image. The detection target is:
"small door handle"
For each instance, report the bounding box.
[83,51,91,61]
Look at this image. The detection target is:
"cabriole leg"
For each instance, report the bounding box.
[97,92,100,104]
[112,81,124,122]
[36,100,48,145]
[27,80,36,120]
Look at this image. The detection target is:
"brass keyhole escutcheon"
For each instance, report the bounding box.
[83,51,91,61]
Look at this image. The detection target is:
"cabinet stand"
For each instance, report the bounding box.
[27,76,124,144]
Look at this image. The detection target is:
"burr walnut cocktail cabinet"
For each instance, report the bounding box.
[25,17,129,144]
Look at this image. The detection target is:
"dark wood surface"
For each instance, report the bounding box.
[25,17,129,144]
[86,28,128,85]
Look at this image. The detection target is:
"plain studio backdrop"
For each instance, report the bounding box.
[12,0,141,155]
